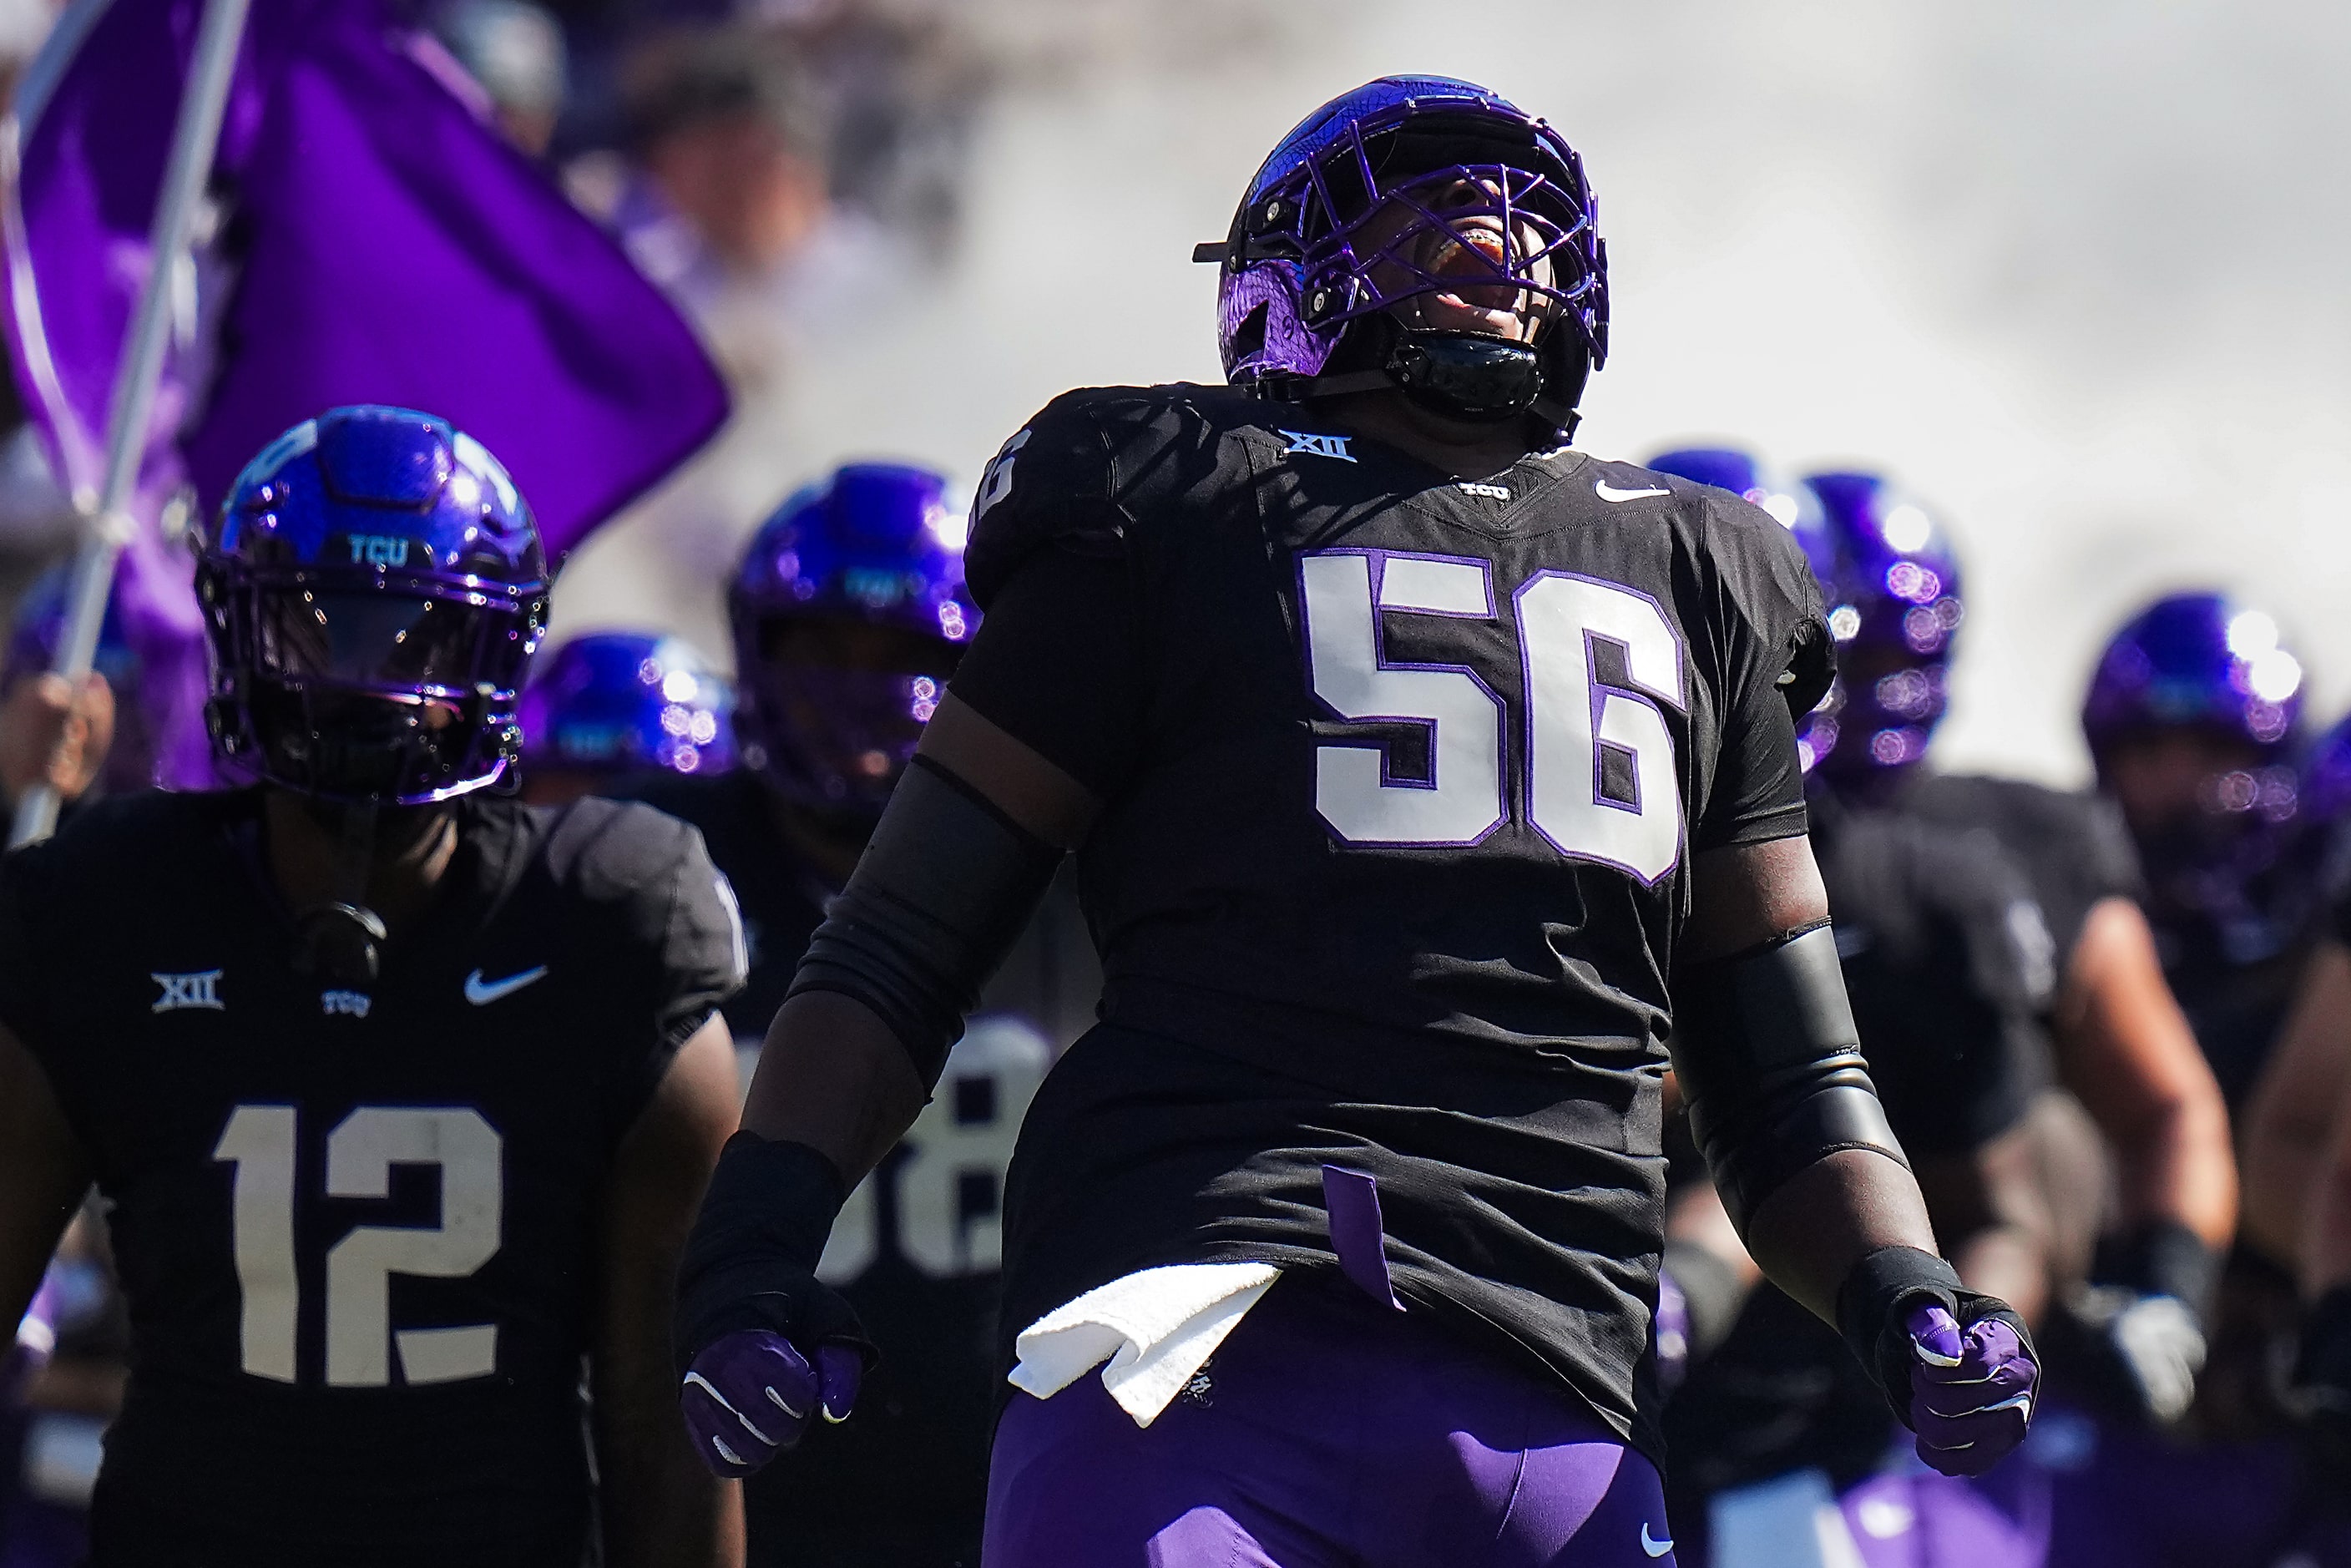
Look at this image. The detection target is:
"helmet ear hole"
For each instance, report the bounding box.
[1229,303,1269,365]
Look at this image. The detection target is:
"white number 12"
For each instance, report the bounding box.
[214,1105,503,1388]
[1299,551,1687,883]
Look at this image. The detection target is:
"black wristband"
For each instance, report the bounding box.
[2097,1219,2219,1318]
[1835,1245,1963,1426]
[674,1134,867,1378]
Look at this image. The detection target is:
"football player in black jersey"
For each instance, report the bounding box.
[1781,468,2236,1429]
[614,463,1089,1566]
[0,407,747,1568]
[673,78,2040,1565]
[2080,593,2328,1109]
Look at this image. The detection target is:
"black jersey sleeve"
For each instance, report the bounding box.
[953,391,1164,798]
[1691,492,1836,851]
[543,800,747,1123]
[963,392,1130,606]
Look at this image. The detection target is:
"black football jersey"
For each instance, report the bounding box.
[947,383,1833,1458]
[0,789,742,1567]
[1898,772,2140,983]
[1811,794,2056,1159]
[616,766,1096,1567]
[2155,862,2328,1109]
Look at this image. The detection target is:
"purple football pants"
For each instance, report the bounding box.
[983,1278,1676,1567]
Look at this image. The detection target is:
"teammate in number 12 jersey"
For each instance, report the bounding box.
[0,408,746,1567]
[674,78,2040,1564]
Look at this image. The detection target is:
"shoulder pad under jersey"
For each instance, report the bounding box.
[1641,464,1836,719]
[963,382,1249,606]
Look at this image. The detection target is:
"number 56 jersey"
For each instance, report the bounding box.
[0,790,743,1566]
[949,383,1833,1458]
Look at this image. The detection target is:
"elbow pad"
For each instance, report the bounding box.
[1671,923,1909,1233]
[786,756,1065,1089]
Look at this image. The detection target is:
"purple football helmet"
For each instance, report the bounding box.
[197,406,549,804]
[2083,593,2303,765]
[1795,470,1966,786]
[729,463,975,813]
[1204,76,1607,433]
[519,631,735,781]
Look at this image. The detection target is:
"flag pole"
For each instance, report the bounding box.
[9,0,253,847]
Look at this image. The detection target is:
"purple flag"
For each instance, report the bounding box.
[5,0,729,785]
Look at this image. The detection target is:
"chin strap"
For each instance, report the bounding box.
[1259,328,1581,442]
[294,799,387,987]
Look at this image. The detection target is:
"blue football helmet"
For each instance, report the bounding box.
[518,631,735,780]
[2083,593,2303,766]
[1794,469,1965,786]
[1206,76,1607,434]
[730,463,976,812]
[197,406,549,804]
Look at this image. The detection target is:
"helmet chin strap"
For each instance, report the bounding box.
[293,797,387,988]
[1293,316,1575,439]
[1380,331,1545,423]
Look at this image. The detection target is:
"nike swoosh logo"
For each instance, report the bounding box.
[1641,1523,1675,1557]
[464,965,549,1005]
[1596,481,1671,503]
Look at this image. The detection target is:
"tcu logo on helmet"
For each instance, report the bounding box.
[346,534,412,568]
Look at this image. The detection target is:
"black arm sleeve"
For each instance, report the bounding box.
[948,544,1147,798]
[1671,923,1911,1232]
[786,756,1065,1088]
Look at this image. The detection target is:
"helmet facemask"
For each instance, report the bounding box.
[204,570,543,806]
[1214,89,1608,437]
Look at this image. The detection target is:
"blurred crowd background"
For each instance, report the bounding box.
[4,0,2350,786]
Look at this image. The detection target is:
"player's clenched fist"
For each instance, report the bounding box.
[1839,1245,2039,1478]
[1904,1301,2038,1475]
[681,1331,862,1475]
[675,1132,875,1479]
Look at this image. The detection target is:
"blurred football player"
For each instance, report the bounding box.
[2244,716,2351,1267]
[2238,711,2351,1473]
[620,462,1084,1566]
[675,78,2037,1565]
[516,630,734,807]
[1643,451,2072,1555]
[1777,473,2234,1429]
[0,407,746,1567]
[2081,593,2325,1106]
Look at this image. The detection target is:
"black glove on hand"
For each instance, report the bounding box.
[2071,1220,2217,1426]
[1838,1246,2038,1478]
[673,1134,876,1478]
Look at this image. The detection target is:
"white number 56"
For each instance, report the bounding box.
[1298,550,1686,883]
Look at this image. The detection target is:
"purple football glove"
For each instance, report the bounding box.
[1904,1302,2036,1477]
[680,1328,864,1478]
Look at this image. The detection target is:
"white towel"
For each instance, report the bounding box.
[1007,1262,1282,1428]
